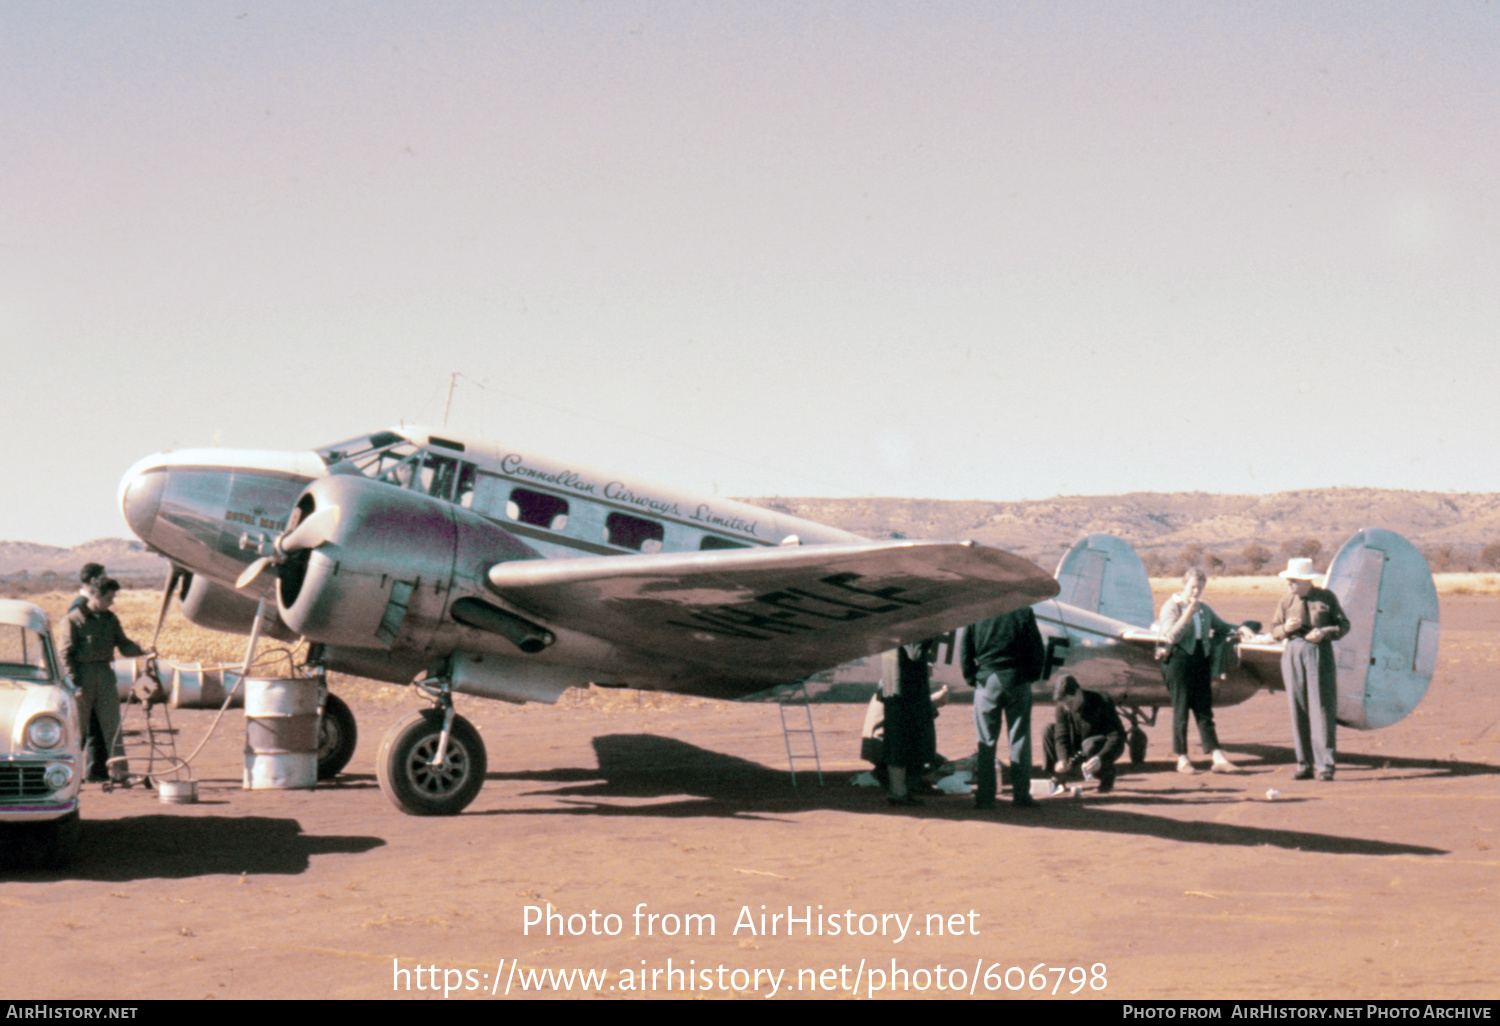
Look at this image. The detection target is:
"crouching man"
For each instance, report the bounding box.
[1043,674,1126,794]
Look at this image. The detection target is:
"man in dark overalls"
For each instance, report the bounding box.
[64,578,145,784]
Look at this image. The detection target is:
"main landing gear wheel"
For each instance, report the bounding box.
[317,693,358,780]
[1127,726,1148,765]
[376,709,487,816]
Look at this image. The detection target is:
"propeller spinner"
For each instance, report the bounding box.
[235,504,341,590]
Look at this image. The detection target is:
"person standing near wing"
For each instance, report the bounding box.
[962,607,1046,809]
[1270,557,1350,781]
[1157,568,1246,773]
[878,638,941,807]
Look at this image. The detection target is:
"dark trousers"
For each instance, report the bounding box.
[1283,638,1337,773]
[973,671,1033,806]
[74,663,127,782]
[1043,722,1125,788]
[1162,645,1220,756]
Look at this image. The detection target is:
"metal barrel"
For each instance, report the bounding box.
[242,676,320,790]
[112,657,147,700]
[169,663,245,710]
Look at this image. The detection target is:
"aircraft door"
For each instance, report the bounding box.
[1325,528,1440,730]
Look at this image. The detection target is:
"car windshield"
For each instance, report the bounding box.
[0,624,54,682]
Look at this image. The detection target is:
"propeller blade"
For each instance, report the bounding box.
[281,505,340,553]
[150,566,182,651]
[236,556,274,591]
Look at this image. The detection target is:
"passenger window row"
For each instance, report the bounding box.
[503,487,749,552]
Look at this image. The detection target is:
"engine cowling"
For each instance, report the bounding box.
[274,475,542,656]
[181,575,299,642]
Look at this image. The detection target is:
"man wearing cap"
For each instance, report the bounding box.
[64,577,145,784]
[69,563,106,614]
[1270,558,1351,781]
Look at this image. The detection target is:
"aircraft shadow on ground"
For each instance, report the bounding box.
[479,734,1447,857]
[0,816,386,882]
[1225,743,1500,779]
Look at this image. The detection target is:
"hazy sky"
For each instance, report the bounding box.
[4,1,1497,546]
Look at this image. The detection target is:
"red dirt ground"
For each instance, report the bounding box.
[2,594,1495,1001]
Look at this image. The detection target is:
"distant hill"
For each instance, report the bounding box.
[4,487,1498,596]
[0,538,168,595]
[745,488,1500,574]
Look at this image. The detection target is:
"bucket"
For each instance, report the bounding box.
[157,779,199,804]
[170,663,245,710]
[242,677,320,790]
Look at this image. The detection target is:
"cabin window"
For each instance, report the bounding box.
[605,512,664,552]
[507,489,569,531]
[700,535,750,551]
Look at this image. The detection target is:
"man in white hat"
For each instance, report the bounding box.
[1270,557,1351,781]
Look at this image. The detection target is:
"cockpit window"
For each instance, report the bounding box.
[316,431,408,467]
[0,625,53,682]
[317,434,474,506]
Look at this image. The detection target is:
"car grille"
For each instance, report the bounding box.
[0,764,51,799]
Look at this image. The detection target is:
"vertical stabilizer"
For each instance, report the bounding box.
[1325,528,1440,729]
[1053,534,1155,629]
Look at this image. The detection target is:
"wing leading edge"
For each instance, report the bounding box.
[486,540,1060,687]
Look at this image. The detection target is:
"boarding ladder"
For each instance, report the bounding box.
[105,658,186,791]
[775,679,824,787]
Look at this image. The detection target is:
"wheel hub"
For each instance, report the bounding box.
[406,736,471,795]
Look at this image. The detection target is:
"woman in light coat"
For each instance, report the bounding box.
[1157,568,1241,773]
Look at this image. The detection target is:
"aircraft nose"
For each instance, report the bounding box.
[119,456,167,543]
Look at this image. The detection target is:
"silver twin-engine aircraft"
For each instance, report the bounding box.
[118,427,1439,815]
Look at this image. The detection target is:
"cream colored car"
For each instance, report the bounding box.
[0,599,82,868]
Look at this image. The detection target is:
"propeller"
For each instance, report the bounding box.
[235,504,341,590]
[149,566,189,651]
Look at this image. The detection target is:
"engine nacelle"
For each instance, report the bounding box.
[180,574,298,642]
[274,475,542,655]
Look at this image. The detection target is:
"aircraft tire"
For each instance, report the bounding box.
[376,709,487,816]
[317,693,358,780]
[1127,726,1148,765]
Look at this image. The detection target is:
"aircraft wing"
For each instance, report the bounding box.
[487,540,1059,685]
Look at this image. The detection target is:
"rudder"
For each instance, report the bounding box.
[1053,534,1155,629]
[1325,528,1440,729]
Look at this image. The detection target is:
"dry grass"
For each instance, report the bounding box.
[1151,573,1497,596]
[19,589,408,701]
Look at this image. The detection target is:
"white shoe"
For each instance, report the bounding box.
[1211,750,1235,772]
[1176,755,1196,774]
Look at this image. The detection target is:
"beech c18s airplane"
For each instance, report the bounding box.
[117,427,1440,815]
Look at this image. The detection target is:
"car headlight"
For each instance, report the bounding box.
[24,714,66,750]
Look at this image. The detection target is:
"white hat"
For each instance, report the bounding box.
[1279,557,1319,580]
